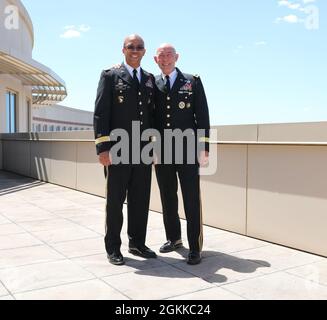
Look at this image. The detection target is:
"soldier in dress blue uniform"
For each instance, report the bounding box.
[153,43,210,265]
[94,34,157,266]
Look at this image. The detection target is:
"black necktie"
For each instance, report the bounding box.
[165,75,171,93]
[133,69,139,88]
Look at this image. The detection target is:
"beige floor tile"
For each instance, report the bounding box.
[87,224,106,235]
[203,233,270,255]
[0,295,14,300]
[30,199,84,213]
[1,208,57,223]
[17,218,79,233]
[170,286,245,300]
[173,254,269,285]
[51,237,105,258]
[31,226,101,244]
[66,213,105,227]
[0,233,42,250]
[233,244,324,273]
[225,271,327,300]
[0,245,65,269]
[14,279,128,300]
[72,252,166,278]
[132,229,167,247]
[0,223,26,236]
[146,212,165,231]
[102,265,214,300]
[0,215,11,225]
[0,282,9,297]
[286,259,327,287]
[67,196,106,207]
[0,260,95,294]
[53,208,103,218]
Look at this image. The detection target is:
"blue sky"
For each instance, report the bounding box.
[22,0,326,125]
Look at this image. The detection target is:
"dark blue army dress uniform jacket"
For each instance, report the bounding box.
[153,68,210,164]
[94,64,155,163]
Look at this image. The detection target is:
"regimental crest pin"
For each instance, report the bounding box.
[145,78,154,88]
[118,96,124,104]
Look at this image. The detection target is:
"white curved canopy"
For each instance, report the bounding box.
[0,50,67,105]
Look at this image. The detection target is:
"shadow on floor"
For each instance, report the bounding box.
[0,171,46,196]
[130,248,271,284]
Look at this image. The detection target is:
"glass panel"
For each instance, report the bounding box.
[27,100,31,132]
[10,93,16,133]
[5,92,10,133]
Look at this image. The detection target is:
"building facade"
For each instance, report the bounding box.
[32,104,93,132]
[0,0,93,133]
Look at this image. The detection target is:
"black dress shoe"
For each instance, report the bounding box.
[187,251,202,265]
[160,240,183,253]
[107,251,125,266]
[129,245,157,259]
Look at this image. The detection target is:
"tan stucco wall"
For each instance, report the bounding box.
[1,122,327,257]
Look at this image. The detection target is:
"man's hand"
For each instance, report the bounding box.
[198,151,209,167]
[99,151,112,166]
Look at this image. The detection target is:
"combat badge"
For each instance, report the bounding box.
[145,78,154,89]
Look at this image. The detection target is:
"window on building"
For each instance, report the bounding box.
[43,125,48,132]
[36,124,41,132]
[5,91,17,133]
[62,127,66,131]
[27,99,31,132]
[68,127,72,131]
[49,125,54,132]
[56,126,60,131]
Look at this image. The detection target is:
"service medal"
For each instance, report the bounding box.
[179,102,186,109]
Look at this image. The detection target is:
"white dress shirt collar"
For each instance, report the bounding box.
[124,62,141,82]
[162,68,178,88]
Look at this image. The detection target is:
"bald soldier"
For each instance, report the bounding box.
[94,35,157,266]
[153,44,210,265]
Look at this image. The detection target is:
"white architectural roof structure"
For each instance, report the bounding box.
[0,49,67,105]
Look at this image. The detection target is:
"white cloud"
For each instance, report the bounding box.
[254,41,267,46]
[60,29,81,39]
[275,14,302,23]
[278,0,305,11]
[303,0,315,3]
[60,25,91,39]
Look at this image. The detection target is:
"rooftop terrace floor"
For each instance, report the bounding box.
[0,170,327,300]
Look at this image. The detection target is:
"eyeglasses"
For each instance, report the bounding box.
[125,45,145,51]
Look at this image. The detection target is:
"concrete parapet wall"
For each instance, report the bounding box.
[1,121,327,257]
